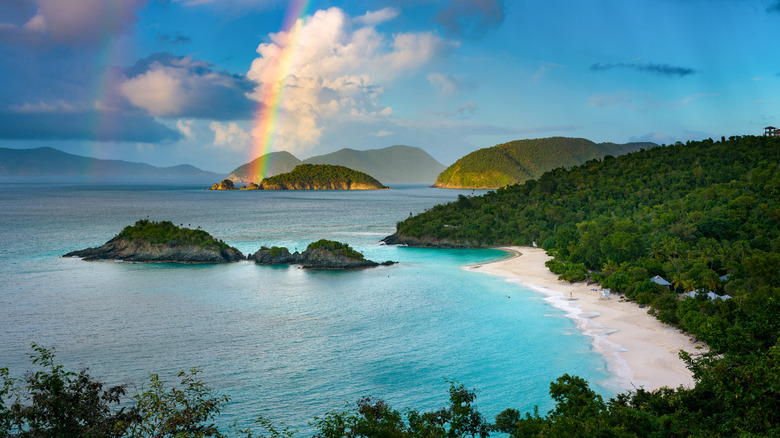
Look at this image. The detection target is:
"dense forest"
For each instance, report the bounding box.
[3,136,778,436]
[433,137,655,189]
[260,164,388,190]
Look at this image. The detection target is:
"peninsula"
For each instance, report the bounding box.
[64,219,244,263]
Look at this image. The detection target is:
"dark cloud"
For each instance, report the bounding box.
[591,62,697,77]
[0,111,181,143]
[157,31,192,46]
[0,47,254,142]
[436,0,504,38]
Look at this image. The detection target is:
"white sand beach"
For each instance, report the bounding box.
[472,247,705,392]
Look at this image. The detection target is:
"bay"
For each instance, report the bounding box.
[0,177,614,433]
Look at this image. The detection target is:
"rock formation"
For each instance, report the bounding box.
[250,240,396,269]
[64,220,244,263]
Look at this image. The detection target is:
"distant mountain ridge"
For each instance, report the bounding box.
[227,145,446,184]
[0,147,221,179]
[434,137,657,189]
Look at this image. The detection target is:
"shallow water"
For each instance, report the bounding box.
[0,178,614,433]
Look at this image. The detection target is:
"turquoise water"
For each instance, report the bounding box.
[0,178,613,433]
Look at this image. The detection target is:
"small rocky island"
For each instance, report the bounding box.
[207,164,388,190]
[64,219,244,263]
[250,240,396,269]
[65,220,395,269]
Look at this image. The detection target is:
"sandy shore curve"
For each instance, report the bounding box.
[472,246,705,392]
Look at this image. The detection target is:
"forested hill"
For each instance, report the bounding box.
[226,151,302,183]
[390,134,779,335]
[304,145,446,183]
[259,164,388,190]
[383,135,780,435]
[434,137,656,189]
[226,145,445,184]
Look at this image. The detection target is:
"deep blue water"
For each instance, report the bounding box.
[0,178,613,434]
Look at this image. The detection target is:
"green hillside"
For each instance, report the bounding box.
[434,137,656,189]
[382,135,780,435]
[304,145,445,183]
[226,150,302,183]
[259,164,388,190]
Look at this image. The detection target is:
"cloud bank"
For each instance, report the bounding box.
[246,7,455,155]
[120,53,256,120]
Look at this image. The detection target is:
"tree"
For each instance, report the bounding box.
[127,368,230,438]
[1,343,138,437]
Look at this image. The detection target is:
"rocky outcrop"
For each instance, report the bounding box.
[64,238,244,263]
[249,246,301,264]
[64,219,244,263]
[240,182,260,190]
[208,179,237,190]
[251,240,396,269]
[259,181,384,190]
[381,233,484,248]
[300,246,379,269]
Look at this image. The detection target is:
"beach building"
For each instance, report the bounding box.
[764,126,780,137]
[650,275,672,287]
[681,290,731,300]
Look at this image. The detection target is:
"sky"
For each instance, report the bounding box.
[0,0,778,173]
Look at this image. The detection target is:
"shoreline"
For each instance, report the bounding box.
[471,246,704,393]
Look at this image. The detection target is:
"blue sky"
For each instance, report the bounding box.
[0,0,778,172]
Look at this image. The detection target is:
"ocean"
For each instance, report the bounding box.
[0,177,614,434]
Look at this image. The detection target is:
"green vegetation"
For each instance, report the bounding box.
[115,219,231,252]
[260,246,290,258]
[304,145,446,183]
[398,136,779,331]
[0,344,251,437]
[434,137,655,189]
[389,135,780,435]
[261,164,387,189]
[227,151,303,183]
[5,136,778,436]
[306,239,365,260]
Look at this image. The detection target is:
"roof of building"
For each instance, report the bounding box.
[650,275,672,286]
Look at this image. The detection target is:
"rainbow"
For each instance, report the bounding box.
[247,0,313,183]
[88,4,138,177]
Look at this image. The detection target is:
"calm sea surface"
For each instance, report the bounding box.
[0,177,614,433]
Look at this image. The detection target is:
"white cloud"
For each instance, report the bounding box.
[177,119,194,138]
[8,100,85,114]
[246,7,454,155]
[428,73,457,94]
[121,68,183,116]
[354,8,400,26]
[210,121,250,150]
[373,129,394,137]
[119,54,255,120]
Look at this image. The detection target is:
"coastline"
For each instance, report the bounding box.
[471,246,705,392]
